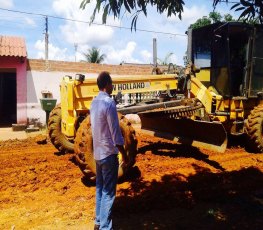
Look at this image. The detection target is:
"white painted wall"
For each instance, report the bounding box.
[26,71,98,126]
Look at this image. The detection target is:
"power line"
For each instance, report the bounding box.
[208,0,240,4]
[0,7,187,37]
[214,1,239,3]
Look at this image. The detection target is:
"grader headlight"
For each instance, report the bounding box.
[75,74,85,82]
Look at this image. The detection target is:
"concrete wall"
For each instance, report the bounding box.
[0,56,27,124]
[27,59,152,75]
[26,59,153,126]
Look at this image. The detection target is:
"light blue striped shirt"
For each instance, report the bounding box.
[90,91,124,160]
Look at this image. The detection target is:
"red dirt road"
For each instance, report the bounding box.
[0,132,263,229]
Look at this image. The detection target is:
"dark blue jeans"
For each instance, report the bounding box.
[95,154,119,230]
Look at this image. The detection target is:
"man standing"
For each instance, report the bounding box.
[90,71,127,230]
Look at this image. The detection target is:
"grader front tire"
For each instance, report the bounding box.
[48,104,74,153]
[74,114,138,181]
[245,104,263,153]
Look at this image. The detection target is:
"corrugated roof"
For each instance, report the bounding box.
[0,35,27,57]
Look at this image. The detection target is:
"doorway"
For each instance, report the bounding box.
[0,70,17,127]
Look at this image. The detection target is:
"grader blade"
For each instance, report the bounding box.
[138,111,227,153]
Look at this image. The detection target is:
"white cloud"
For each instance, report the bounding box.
[166,3,237,26]
[52,0,119,46]
[181,5,209,25]
[166,5,209,25]
[24,17,36,27]
[0,0,13,8]
[50,0,189,64]
[140,50,152,63]
[137,4,212,65]
[51,0,146,64]
[34,40,74,61]
[60,23,114,45]
[103,41,140,64]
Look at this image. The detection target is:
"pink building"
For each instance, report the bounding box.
[0,35,27,127]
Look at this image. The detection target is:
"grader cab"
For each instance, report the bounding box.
[188,22,263,151]
[48,22,263,180]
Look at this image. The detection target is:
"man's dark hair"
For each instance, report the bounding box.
[97,71,112,89]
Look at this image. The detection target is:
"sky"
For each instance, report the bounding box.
[0,0,239,66]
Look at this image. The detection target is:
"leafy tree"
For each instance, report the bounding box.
[190,16,212,29]
[224,13,234,22]
[189,12,235,29]
[80,0,263,29]
[209,11,222,23]
[80,0,185,30]
[213,0,263,24]
[82,47,106,63]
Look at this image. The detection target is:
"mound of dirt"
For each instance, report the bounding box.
[0,134,47,148]
[0,131,263,229]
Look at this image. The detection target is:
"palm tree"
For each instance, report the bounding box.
[157,52,174,65]
[82,47,106,63]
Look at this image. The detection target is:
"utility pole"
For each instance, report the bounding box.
[74,43,78,62]
[153,38,157,67]
[45,16,49,61]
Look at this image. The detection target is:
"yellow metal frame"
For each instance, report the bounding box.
[60,74,179,137]
[195,68,246,125]
[60,70,249,138]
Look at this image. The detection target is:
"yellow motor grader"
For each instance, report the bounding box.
[48,22,263,180]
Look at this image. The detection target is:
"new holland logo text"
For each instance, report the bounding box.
[113,82,146,91]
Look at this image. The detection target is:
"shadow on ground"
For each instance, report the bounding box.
[77,139,263,229]
[113,166,263,230]
[138,141,225,171]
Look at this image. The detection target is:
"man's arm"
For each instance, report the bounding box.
[116,144,128,165]
[106,101,127,164]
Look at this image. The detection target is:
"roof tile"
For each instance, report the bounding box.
[0,35,27,57]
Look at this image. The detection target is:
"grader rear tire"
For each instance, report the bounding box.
[74,113,138,181]
[48,104,74,153]
[245,104,263,153]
